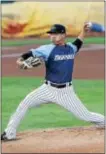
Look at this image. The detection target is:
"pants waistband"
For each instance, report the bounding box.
[45,81,72,88]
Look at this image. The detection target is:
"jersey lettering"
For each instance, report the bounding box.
[54,54,74,61]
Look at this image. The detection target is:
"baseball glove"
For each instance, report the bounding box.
[17,56,43,69]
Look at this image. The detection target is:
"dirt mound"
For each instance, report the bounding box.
[2,126,104,153]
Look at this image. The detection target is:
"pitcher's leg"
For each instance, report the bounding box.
[70,93,104,126]
[57,87,104,127]
[4,84,49,139]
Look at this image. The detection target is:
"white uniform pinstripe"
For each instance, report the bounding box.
[5,83,104,139]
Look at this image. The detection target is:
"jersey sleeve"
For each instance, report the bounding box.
[30,44,55,61]
[67,42,78,54]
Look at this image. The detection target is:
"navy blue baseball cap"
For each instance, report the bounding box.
[47,24,66,34]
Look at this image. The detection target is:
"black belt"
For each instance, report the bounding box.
[45,81,72,88]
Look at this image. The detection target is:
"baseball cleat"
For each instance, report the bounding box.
[1,132,8,141]
[1,132,16,141]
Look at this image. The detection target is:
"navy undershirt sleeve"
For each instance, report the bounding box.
[72,38,83,51]
[21,51,33,60]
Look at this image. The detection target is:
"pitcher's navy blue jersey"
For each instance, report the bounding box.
[31,43,77,84]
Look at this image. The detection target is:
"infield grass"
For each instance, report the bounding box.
[2,77,104,132]
[2,37,104,47]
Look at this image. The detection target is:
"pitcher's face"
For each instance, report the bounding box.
[49,33,66,45]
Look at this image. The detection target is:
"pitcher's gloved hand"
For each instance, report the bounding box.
[16,56,42,70]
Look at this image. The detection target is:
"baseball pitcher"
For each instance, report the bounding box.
[1,22,105,141]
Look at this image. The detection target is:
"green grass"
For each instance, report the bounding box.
[2,77,104,132]
[2,37,104,47]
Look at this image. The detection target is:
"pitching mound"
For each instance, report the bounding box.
[2,126,104,153]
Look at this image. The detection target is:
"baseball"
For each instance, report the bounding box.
[86,22,92,28]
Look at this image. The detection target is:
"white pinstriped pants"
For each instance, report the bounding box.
[5,83,104,139]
